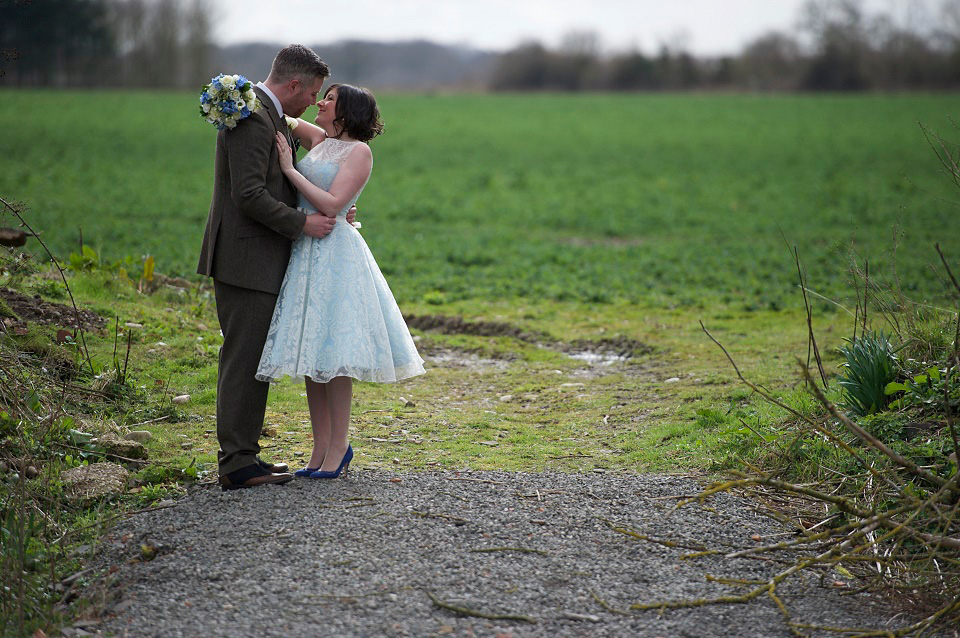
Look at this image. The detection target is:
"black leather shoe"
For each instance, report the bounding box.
[219,464,293,491]
[257,457,289,473]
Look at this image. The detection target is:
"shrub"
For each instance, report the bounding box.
[836,331,897,417]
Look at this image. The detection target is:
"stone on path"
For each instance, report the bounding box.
[98,433,148,461]
[125,430,153,443]
[62,462,129,502]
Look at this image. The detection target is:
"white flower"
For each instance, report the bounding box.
[284,116,299,130]
[200,73,260,130]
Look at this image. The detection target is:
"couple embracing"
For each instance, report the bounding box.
[197,44,425,490]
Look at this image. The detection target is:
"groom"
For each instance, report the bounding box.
[198,44,351,490]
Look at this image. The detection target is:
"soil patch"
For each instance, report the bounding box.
[405,314,547,343]
[0,286,107,332]
[407,315,654,363]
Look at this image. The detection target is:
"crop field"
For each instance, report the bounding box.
[1,90,958,310]
[5,91,960,638]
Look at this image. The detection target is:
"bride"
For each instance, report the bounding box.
[255,83,425,479]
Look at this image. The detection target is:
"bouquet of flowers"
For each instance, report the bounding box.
[199,73,261,130]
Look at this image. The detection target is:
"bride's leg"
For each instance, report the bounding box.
[319,375,352,472]
[305,376,331,469]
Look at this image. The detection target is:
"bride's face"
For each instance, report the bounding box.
[314,88,339,129]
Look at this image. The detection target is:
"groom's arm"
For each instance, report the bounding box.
[226,114,307,240]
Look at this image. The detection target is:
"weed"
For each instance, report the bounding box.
[836,331,898,417]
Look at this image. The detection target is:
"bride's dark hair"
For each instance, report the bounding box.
[327,83,384,143]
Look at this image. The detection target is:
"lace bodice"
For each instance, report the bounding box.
[295,138,369,217]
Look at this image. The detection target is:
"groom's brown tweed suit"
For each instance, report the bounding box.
[197,86,303,475]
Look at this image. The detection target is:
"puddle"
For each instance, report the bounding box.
[409,314,657,377]
[423,348,511,371]
[568,351,630,366]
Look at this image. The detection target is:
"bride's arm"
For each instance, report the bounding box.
[275,133,371,217]
[286,117,326,151]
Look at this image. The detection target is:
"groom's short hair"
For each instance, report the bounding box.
[268,45,330,83]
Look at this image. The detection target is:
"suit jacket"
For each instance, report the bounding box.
[197,86,305,294]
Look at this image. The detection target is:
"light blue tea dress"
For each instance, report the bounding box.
[255,138,425,383]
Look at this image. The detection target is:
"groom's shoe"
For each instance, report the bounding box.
[257,457,289,474]
[219,463,294,491]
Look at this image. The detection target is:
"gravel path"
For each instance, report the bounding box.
[79,471,948,637]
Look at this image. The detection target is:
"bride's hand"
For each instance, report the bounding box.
[275,133,294,171]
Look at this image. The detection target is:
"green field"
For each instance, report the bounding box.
[4,90,960,637]
[2,90,960,476]
[1,91,958,309]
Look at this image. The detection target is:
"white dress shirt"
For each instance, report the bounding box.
[256,82,284,117]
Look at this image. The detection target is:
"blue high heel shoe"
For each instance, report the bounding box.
[294,467,319,477]
[309,445,353,479]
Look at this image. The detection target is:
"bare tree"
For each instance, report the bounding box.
[182,0,213,88]
[739,32,804,91]
[799,0,871,90]
[103,0,212,88]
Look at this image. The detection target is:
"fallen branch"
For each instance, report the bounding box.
[426,591,537,623]
[0,195,94,375]
[444,477,507,485]
[601,518,712,552]
[470,547,548,556]
[410,510,468,525]
[801,365,952,494]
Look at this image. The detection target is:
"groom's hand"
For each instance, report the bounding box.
[346,205,357,225]
[302,214,336,238]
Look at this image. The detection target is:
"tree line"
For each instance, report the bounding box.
[0,0,212,88]
[492,0,960,91]
[2,0,960,92]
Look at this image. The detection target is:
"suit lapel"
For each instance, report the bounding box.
[253,86,296,155]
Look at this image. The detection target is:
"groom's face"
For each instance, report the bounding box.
[287,76,327,118]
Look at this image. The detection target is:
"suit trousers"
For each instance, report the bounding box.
[213,279,279,474]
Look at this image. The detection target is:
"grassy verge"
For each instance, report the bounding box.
[59,262,846,479]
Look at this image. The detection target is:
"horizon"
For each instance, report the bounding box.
[210,0,943,57]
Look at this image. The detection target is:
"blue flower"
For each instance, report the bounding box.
[199,72,261,130]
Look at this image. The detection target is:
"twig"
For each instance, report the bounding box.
[793,246,828,390]
[590,589,631,616]
[601,518,711,552]
[125,415,170,429]
[470,547,549,556]
[700,321,904,495]
[862,259,869,335]
[801,365,952,493]
[52,442,146,466]
[0,195,94,375]
[444,477,507,485]
[52,502,177,544]
[411,510,468,525]
[426,591,537,623]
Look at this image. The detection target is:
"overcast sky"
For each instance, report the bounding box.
[210,0,941,55]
